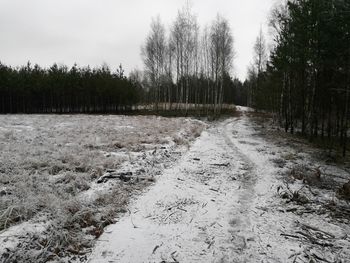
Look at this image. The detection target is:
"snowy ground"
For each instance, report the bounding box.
[0,115,206,262]
[86,107,350,263]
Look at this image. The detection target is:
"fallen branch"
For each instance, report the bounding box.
[97,172,132,183]
[295,231,333,247]
[288,252,302,259]
[210,163,230,167]
[281,233,301,239]
[128,209,138,229]
[97,172,154,184]
[152,243,163,254]
[207,239,215,249]
[311,253,332,263]
[171,251,179,263]
[298,223,335,239]
[164,211,177,222]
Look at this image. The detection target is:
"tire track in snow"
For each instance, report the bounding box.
[222,109,294,263]
[221,115,270,262]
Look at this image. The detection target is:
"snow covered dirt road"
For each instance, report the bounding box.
[86,108,350,263]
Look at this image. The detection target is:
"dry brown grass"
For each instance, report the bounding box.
[0,114,206,262]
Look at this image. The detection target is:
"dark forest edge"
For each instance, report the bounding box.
[247,0,350,157]
[0,61,246,116]
[0,62,139,114]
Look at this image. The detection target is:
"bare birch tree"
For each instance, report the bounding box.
[141,16,166,110]
[249,28,267,107]
[209,15,235,114]
[140,8,236,115]
[170,4,199,112]
[254,28,267,76]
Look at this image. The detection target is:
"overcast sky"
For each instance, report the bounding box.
[0,0,276,80]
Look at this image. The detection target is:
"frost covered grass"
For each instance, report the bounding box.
[245,110,350,258]
[0,114,206,262]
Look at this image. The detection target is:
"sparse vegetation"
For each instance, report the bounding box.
[0,114,206,262]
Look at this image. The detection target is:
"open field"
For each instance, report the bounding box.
[0,114,206,262]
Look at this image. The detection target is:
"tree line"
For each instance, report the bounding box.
[0,5,245,116]
[0,62,140,114]
[248,0,350,156]
[139,5,243,115]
